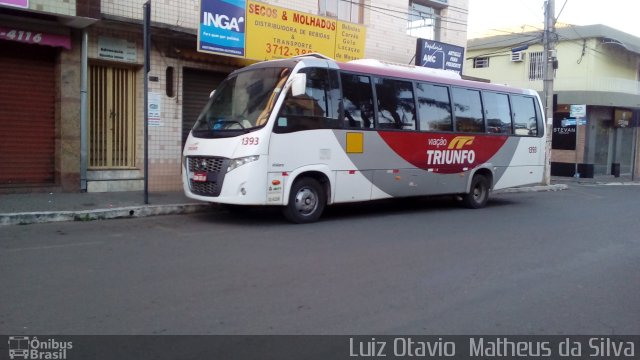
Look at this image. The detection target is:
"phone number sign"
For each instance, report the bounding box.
[198,0,366,61]
[246,1,335,60]
[0,26,71,49]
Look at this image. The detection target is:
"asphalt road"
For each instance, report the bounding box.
[1,184,639,335]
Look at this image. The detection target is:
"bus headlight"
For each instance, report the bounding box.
[227,155,259,172]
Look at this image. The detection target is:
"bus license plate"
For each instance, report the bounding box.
[193,172,207,182]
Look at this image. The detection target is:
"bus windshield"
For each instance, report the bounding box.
[191,66,291,138]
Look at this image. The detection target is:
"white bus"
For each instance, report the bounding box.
[183,54,546,223]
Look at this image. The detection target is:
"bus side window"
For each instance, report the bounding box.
[277,67,341,132]
[511,95,539,136]
[374,78,416,130]
[482,91,512,134]
[451,87,485,133]
[416,82,453,132]
[340,73,374,129]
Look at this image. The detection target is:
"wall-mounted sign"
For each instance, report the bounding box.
[570,104,586,119]
[614,109,632,128]
[0,0,28,8]
[415,38,464,74]
[148,92,162,127]
[552,117,576,150]
[98,36,137,63]
[334,22,365,61]
[0,26,70,49]
[198,0,366,61]
[245,1,336,60]
[198,0,246,57]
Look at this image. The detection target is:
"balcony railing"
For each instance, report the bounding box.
[552,76,640,96]
[507,76,640,96]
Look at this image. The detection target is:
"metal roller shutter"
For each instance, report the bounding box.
[182,68,226,147]
[0,41,56,185]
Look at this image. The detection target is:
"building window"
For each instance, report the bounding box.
[407,1,441,39]
[473,57,489,68]
[319,0,363,23]
[165,66,175,98]
[528,51,544,80]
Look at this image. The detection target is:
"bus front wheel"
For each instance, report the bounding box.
[462,174,490,209]
[282,177,326,223]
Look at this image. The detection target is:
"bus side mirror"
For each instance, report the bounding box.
[209,90,216,98]
[291,73,306,97]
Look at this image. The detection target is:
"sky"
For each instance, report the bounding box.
[467,0,640,39]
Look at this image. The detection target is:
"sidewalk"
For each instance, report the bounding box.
[551,174,640,186]
[1,176,637,226]
[0,191,211,226]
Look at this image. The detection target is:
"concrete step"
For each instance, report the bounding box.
[87,170,144,192]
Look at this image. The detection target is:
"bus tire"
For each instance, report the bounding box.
[282,177,326,223]
[462,174,490,209]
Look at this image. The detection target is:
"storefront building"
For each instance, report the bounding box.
[0,0,97,192]
[465,24,640,179]
[1,0,469,193]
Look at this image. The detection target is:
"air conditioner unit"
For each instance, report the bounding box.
[511,52,525,62]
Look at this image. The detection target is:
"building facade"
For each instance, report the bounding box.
[465,25,640,179]
[0,0,469,193]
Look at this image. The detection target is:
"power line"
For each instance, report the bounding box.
[364,5,467,33]
[466,37,543,59]
[555,0,568,24]
[468,32,542,50]
[556,32,610,58]
[338,0,469,28]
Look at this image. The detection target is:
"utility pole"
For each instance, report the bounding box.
[143,1,151,204]
[542,0,556,185]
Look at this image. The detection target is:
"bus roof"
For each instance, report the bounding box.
[235,54,535,97]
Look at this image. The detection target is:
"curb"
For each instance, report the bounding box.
[0,203,212,226]
[593,182,640,186]
[494,183,568,194]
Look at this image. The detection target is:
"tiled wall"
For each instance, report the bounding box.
[29,0,76,16]
[87,26,238,191]
[101,0,318,28]
[102,0,200,29]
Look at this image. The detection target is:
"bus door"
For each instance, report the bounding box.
[269,66,344,199]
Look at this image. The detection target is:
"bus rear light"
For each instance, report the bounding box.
[272,180,281,185]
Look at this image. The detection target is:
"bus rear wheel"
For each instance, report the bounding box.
[462,174,490,209]
[282,177,326,223]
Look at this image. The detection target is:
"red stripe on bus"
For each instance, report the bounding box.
[378,132,508,174]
